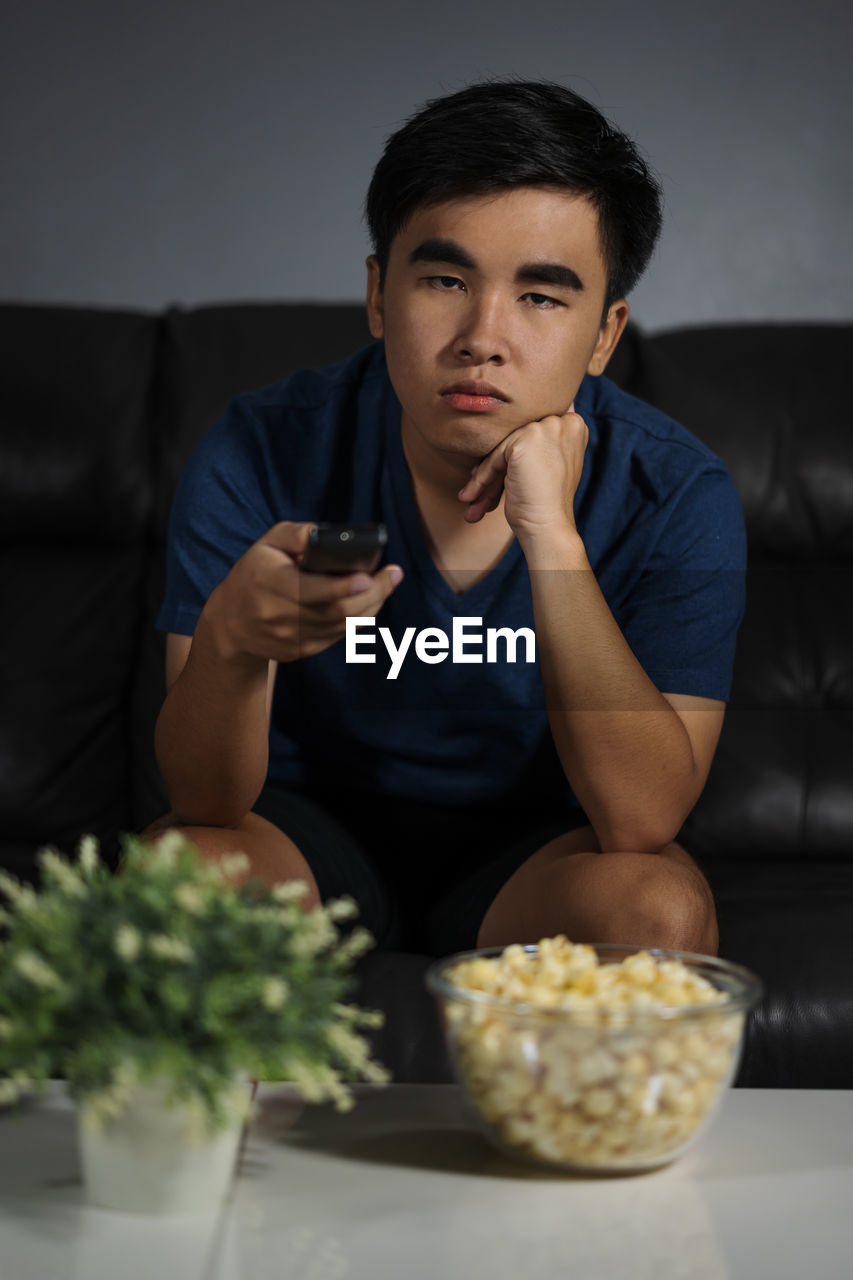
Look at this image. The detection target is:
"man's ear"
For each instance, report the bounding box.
[366,255,384,339]
[586,300,629,376]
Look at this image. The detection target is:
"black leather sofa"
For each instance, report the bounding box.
[2,302,851,1088]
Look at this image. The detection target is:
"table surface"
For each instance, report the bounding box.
[1,1082,852,1280]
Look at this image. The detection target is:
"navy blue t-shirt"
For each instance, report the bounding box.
[157,341,746,817]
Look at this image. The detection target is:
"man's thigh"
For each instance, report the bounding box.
[269,787,582,957]
[250,786,405,949]
[420,814,588,956]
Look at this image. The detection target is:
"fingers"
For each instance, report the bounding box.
[329,563,405,619]
[456,408,586,525]
[219,522,405,665]
[255,521,401,607]
[258,520,317,558]
[269,563,405,661]
[461,488,502,522]
[280,560,403,609]
[458,460,505,523]
[263,561,403,659]
[283,562,370,606]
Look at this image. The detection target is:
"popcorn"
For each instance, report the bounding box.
[441,936,743,1170]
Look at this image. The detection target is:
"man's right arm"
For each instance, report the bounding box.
[154,520,403,829]
[154,621,275,828]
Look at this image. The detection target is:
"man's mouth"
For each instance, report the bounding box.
[439,380,510,413]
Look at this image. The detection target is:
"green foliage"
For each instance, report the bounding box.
[0,833,389,1129]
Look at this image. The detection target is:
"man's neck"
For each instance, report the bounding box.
[399,411,512,548]
[399,412,476,508]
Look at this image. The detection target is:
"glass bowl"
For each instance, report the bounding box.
[425,942,763,1175]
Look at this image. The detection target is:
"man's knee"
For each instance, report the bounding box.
[138,810,322,907]
[478,841,718,954]
[557,846,718,955]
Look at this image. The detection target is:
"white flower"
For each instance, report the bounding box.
[261,977,290,1011]
[13,950,62,990]
[362,1059,391,1085]
[324,896,359,922]
[114,925,142,962]
[279,1055,335,1104]
[250,905,294,927]
[79,1083,133,1132]
[148,934,194,963]
[113,1059,139,1091]
[271,880,310,904]
[0,1079,21,1106]
[175,1080,254,1142]
[310,1063,358,1112]
[288,911,336,957]
[334,926,375,963]
[332,1002,384,1029]
[323,1023,389,1085]
[218,852,250,881]
[174,883,206,915]
[222,1080,255,1129]
[150,829,186,869]
[325,1022,371,1069]
[39,849,87,899]
[76,835,100,875]
[0,872,39,913]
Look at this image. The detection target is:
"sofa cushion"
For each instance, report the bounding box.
[681,569,853,860]
[705,857,853,1087]
[0,547,146,877]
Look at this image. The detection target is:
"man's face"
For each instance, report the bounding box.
[366,186,629,466]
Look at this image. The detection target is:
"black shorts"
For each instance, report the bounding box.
[252,782,586,957]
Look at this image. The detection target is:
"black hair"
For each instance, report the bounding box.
[364,79,663,313]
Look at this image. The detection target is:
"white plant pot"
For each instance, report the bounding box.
[77,1079,252,1214]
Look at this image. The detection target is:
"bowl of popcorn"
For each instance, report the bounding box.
[425,936,762,1175]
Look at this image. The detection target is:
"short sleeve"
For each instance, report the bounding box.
[616,465,747,701]
[156,397,277,636]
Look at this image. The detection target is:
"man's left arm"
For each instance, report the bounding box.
[521,525,724,852]
[458,408,737,853]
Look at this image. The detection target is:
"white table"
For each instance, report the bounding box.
[1,1082,852,1279]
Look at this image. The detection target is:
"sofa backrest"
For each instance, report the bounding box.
[136,304,375,830]
[607,323,853,860]
[1,304,850,876]
[0,306,159,877]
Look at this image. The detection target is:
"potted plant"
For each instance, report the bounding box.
[0,831,390,1212]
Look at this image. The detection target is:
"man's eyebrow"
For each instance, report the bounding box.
[408,238,476,269]
[407,239,584,292]
[516,262,585,292]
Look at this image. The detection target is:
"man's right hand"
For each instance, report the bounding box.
[202,521,404,665]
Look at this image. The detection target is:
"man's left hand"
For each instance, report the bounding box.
[457,404,588,541]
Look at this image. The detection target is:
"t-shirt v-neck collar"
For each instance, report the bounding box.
[380,390,523,615]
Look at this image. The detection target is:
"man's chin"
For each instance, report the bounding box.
[404,406,532,463]
[441,413,527,455]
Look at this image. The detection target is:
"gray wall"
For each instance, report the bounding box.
[2,0,850,331]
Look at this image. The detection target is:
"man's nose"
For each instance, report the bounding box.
[452,294,510,364]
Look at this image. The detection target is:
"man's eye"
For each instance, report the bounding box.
[524,292,562,309]
[429,276,464,291]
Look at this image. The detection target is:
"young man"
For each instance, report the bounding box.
[152,80,746,958]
